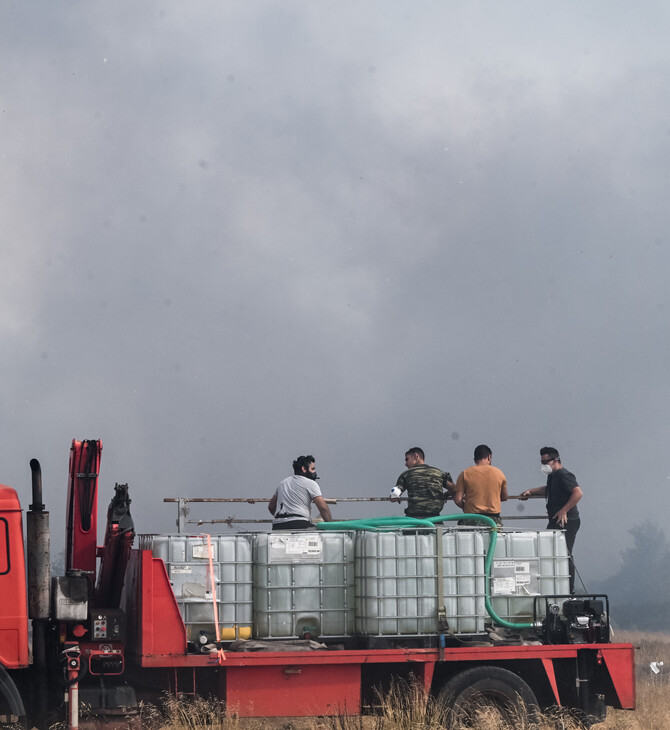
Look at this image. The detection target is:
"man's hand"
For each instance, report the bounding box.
[519,490,531,501]
[553,508,568,527]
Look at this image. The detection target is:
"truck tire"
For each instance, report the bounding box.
[0,666,26,729]
[436,666,538,729]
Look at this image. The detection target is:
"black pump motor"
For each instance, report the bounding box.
[541,595,610,645]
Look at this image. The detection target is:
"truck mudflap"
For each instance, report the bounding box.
[598,644,636,709]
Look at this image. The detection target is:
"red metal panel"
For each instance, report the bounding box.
[140,642,636,670]
[541,658,561,706]
[419,660,435,693]
[140,647,441,669]
[226,663,361,717]
[138,551,188,658]
[600,645,636,709]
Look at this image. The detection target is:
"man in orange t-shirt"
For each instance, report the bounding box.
[454,444,508,526]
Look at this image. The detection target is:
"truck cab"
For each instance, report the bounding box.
[0,486,29,671]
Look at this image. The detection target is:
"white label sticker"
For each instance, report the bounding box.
[192,543,217,560]
[285,536,323,555]
[268,534,324,561]
[493,577,517,595]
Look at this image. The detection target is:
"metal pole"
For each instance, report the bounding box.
[177,497,189,534]
[164,495,547,529]
[163,494,543,503]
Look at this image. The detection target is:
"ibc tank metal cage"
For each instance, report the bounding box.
[139,533,253,644]
[354,528,487,638]
[252,531,356,641]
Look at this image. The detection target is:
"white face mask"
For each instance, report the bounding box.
[540,464,553,475]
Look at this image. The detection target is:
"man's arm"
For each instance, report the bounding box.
[520,486,546,500]
[268,493,277,516]
[453,473,465,509]
[553,486,583,527]
[500,479,508,502]
[443,472,456,499]
[313,495,333,522]
[390,476,404,503]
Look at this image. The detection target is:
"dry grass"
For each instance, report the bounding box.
[368,678,585,730]
[136,683,584,730]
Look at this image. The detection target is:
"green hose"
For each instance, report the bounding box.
[317,514,539,630]
[427,514,538,629]
[317,515,435,530]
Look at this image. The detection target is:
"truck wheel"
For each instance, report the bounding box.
[436,666,538,729]
[0,666,26,729]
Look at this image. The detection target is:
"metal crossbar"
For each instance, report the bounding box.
[163,495,546,533]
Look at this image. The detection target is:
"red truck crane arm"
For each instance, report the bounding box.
[65,439,102,592]
[94,483,135,609]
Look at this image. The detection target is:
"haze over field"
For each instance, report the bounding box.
[2,2,670,587]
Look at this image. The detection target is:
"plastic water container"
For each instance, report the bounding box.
[354,528,487,637]
[253,531,355,640]
[486,530,570,621]
[141,534,253,642]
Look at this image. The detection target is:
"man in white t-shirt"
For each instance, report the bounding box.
[268,455,333,530]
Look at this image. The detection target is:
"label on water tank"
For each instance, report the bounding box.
[491,559,539,595]
[268,534,323,561]
[192,542,217,560]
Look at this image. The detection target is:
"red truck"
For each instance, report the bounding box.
[0,439,635,729]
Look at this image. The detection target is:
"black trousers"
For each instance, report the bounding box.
[458,512,502,527]
[272,519,313,530]
[548,517,580,594]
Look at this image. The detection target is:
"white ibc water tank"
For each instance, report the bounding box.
[354,528,487,637]
[354,527,571,637]
[252,531,355,640]
[486,530,570,621]
[141,534,253,642]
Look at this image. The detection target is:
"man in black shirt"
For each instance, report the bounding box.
[521,447,583,594]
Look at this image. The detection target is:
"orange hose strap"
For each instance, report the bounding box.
[206,533,226,664]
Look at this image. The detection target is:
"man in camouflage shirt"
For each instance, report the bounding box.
[390,447,454,518]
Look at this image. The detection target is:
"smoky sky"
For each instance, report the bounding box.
[2,1,670,582]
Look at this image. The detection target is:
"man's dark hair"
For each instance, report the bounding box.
[474,444,492,462]
[540,446,561,462]
[293,455,315,475]
[405,447,425,460]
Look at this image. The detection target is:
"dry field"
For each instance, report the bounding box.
[125,631,668,730]
[596,629,670,730]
